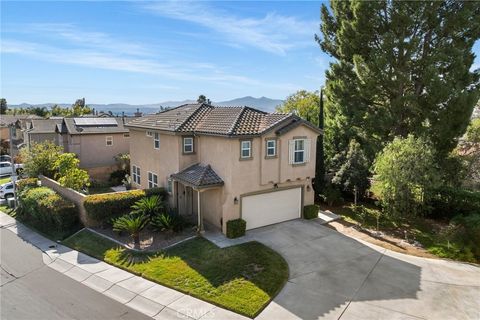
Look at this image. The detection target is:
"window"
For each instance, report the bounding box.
[132,165,141,184]
[240,140,252,159]
[289,138,311,165]
[148,172,158,188]
[266,139,276,157]
[294,139,305,164]
[106,136,113,146]
[166,178,173,194]
[183,137,194,153]
[153,132,160,149]
[146,131,152,137]
[123,133,130,138]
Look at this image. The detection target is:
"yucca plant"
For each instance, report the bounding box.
[113,213,149,249]
[131,195,164,219]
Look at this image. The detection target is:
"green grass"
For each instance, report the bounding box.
[63,229,289,317]
[320,202,477,263]
[0,176,11,185]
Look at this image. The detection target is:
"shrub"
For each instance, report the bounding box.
[320,185,343,206]
[109,169,127,186]
[131,195,164,219]
[447,214,480,262]
[304,204,319,219]
[151,212,186,233]
[84,188,167,224]
[16,178,38,192]
[226,219,246,239]
[429,186,480,220]
[18,186,78,239]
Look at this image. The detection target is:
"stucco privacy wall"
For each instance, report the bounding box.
[39,175,93,226]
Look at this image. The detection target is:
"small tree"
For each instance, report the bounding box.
[332,139,370,204]
[53,153,90,191]
[0,98,7,114]
[114,153,130,172]
[20,141,63,178]
[371,135,441,218]
[113,213,149,249]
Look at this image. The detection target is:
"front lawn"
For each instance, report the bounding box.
[63,229,288,317]
[321,202,478,263]
[0,176,11,185]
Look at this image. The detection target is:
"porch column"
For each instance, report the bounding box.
[197,189,204,233]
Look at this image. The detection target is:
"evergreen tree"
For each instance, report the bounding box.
[0,98,7,114]
[317,1,480,167]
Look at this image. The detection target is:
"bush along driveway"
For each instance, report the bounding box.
[63,229,289,318]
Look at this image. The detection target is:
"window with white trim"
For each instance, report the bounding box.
[289,139,311,165]
[106,136,113,146]
[148,172,158,188]
[153,132,160,149]
[132,165,141,184]
[183,137,194,153]
[166,178,173,194]
[266,139,276,157]
[240,140,251,159]
[146,131,152,137]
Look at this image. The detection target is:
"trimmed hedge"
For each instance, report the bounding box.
[429,186,480,220]
[226,219,246,239]
[18,186,78,239]
[84,188,168,223]
[16,178,38,192]
[304,204,319,219]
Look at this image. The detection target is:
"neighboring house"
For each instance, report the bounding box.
[56,117,130,180]
[125,103,321,234]
[0,114,42,156]
[24,118,64,148]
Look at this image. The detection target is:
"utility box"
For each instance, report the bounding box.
[7,198,16,209]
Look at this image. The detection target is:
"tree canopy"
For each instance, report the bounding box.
[276,90,321,126]
[0,98,7,114]
[317,1,480,166]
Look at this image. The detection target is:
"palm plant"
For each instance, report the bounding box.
[131,195,164,219]
[151,212,186,238]
[113,213,149,249]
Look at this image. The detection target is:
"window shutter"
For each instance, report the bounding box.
[305,139,311,163]
[288,140,295,164]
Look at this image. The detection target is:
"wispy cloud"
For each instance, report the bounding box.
[142,1,316,55]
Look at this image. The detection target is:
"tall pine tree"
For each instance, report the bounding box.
[317,1,480,167]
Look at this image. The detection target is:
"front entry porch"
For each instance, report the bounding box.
[170,163,224,232]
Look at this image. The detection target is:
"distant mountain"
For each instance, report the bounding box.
[8,96,284,115]
[215,96,283,112]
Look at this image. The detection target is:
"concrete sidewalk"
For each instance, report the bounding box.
[0,212,248,320]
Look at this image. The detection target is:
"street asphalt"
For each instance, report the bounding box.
[0,228,152,320]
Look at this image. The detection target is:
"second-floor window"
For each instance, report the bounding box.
[266,139,276,157]
[240,140,252,159]
[132,165,141,184]
[153,132,160,149]
[289,139,311,164]
[183,137,194,153]
[106,136,113,146]
[148,172,158,188]
[146,131,152,137]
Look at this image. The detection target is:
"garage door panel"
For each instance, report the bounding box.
[242,187,301,230]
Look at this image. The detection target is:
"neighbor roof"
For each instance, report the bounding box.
[125,103,321,137]
[60,117,129,135]
[28,119,64,134]
[171,163,224,188]
[0,114,42,127]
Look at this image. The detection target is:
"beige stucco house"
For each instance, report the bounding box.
[126,103,321,234]
[57,117,130,180]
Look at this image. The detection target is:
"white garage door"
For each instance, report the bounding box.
[241,187,302,230]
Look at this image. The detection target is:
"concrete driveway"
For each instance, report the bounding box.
[244,219,480,320]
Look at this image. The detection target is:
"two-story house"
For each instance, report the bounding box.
[125,103,321,234]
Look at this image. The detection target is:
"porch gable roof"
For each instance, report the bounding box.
[171,163,224,189]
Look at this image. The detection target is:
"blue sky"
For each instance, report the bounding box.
[1,1,479,105]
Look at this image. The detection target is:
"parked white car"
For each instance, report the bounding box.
[0,162,23,177]
[0,182,15,199]
[0,155,12,162]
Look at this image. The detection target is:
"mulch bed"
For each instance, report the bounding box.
[91,225,197,251]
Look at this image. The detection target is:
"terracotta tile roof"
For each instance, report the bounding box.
[125,103,301,137]
[171,163,224,188]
